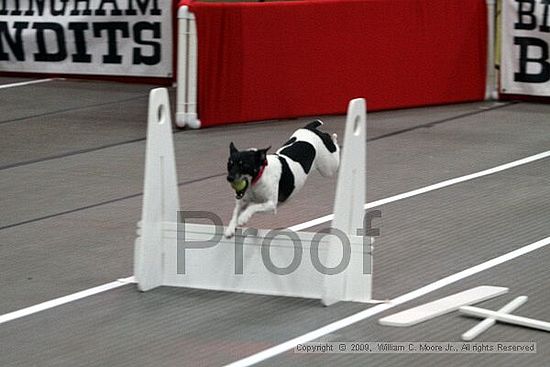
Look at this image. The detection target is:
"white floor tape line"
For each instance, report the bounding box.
[0,276,135,325]
[1,151,549,324]
[0,78,61,90]
[289,150,550,231]
[224,235,550,367]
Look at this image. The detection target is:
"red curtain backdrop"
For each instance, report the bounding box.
[183,0,487,127]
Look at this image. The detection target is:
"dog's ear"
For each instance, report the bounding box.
[259,146,271,161]
[230,142,238,154]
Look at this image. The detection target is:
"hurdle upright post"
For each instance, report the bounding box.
[134,88,180,291]
[322,98,369,306]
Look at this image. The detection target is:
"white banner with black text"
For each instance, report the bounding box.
[501,0,550,96]
[0,0,172,78]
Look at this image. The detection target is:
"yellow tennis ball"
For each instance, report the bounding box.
[231,179,247,192]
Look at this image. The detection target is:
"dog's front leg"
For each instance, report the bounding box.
[237,200,277,227]
[225,199,244,238]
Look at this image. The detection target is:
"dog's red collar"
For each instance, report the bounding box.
[251,160,268,186]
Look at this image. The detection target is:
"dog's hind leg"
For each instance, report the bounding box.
[315,139,340,178]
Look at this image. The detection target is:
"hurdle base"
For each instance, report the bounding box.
[136,222,373,304]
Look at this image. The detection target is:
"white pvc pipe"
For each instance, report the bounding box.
[485,0,498,100]
[176,6,201,128]
[460,305,550,332]
[188,13,199,128]
[176,6,188,127]
[461,296,528,341]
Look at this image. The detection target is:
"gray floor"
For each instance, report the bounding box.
[0,77,549,366]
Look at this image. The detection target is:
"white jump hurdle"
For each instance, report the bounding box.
[135,88,373,306]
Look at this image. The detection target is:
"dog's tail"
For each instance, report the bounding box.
[304,120,323,130]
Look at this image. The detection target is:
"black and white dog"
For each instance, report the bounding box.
[225,120,340,238]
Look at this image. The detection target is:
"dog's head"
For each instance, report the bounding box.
[227,142,270,198]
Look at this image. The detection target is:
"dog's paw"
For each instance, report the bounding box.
[237,214,250,227]
[224,226,236,238]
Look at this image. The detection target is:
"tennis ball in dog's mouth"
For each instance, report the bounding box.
[230,179,247,192]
